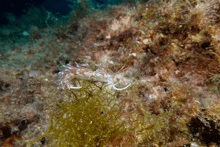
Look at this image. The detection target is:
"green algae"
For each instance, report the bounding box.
[27,78,136,146]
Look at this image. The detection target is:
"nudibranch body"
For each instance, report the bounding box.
[58,63,131,91]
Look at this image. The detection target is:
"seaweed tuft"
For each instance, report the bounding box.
[27,78,136,146]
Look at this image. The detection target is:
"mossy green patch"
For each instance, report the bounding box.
[27,78,136,146]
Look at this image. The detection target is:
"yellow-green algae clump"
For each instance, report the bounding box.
[28,78,137,146]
